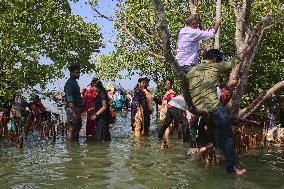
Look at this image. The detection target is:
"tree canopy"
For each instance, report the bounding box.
[0,0,103,106]
[94,0,283,101]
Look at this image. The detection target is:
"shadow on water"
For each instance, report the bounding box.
[0,111,284,189]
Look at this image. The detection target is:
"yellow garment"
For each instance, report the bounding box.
[133,106,144,137]
[159,104,167,123]
[144,89,154,113]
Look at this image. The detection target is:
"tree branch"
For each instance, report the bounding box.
[188,0,198,15]
[239,80,284,118]
[152,0,184,78]
[228,10,282,113]
[120,18,164,60]
[242,0,253,31]
[153,0,209,117]
[234,117,261,125]
[214,0,221,49]
[147,50,165,60]
[90,4,114,21]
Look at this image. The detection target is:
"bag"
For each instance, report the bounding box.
[108,108,116,124]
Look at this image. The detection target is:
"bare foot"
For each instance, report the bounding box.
[235,167,247,175]
[197,147,207,155]
[216,154,226,161]
[160,141,169,149]
[187,148,198,155]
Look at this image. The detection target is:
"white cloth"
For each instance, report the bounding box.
[168,95,187,111]
[176,26,215,66]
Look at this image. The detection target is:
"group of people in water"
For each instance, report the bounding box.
[65,14,261,175]
[0,14,262,175]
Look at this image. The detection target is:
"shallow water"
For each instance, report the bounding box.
[1,112,284,189]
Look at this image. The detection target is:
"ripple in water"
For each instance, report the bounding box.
[0,112,283,189]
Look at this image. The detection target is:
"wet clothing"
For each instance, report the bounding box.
[66,107,82,126]
[131,87,148,136]
[160,89,175,123]
[64,78,82,129]
[115,94,124,112]
[84,86,97,136]
[144,89,153,135]
[64,78,82,110]
[158,96,193,145]
[93,91,111,141]
[190,117,214,148]
[158,107,192,144]
[210,106,235,173]
[187,59,238,112]
[187,58,239,174]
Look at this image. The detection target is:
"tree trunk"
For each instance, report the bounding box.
[153,0,208,116]
[214,0,221,49]
[188,0,198,15]
[153,0,284,119]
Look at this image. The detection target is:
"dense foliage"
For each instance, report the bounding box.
[0,0,103,107]
[94,0,283,101]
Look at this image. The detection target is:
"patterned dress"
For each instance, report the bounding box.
[131,87,148,136]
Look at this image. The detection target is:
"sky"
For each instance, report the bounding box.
[63,0,156,91]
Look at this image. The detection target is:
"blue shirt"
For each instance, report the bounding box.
[64,78,82,110]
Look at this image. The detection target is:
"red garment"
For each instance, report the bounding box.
[84,86,97,111]
[163,89,175,109]
[163,89,175,101]
[31,101,46,116]
[220,88,231,106]
[36,101,46,112]
[84,86,97,136]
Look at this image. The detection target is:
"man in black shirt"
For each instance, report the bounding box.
[64,64,82,142]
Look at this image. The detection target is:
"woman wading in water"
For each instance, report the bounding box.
[91,80,111,141]
[131,78,149,137]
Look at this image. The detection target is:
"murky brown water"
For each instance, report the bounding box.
[1,112,284,189]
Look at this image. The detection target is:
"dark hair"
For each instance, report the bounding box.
[90,77,99,85]
[203,49,223,63]
[68,64,80,72]
[138,77,149,83]
[94,80,108,99]
[144,77,150,83]
[185,14,201,25]
[94,80,104,90]
[165,78,173,85]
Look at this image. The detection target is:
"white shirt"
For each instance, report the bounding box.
[176,26,215,66]
[168,95,187,111]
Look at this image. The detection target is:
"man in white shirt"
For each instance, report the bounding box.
[176,15,221,73]
[158,95,197,148]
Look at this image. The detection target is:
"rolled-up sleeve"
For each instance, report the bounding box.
[192,29,215,41]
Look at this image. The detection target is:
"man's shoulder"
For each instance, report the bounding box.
[186,62,215,77]
[65,78,78,86]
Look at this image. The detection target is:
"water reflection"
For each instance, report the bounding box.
[0,112,283,189]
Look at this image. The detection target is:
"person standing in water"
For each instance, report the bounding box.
[131,78,148,137]
[187,30,259,174]
[64,64,82,142]
[91,80,111,141]
[84,78,98,137]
